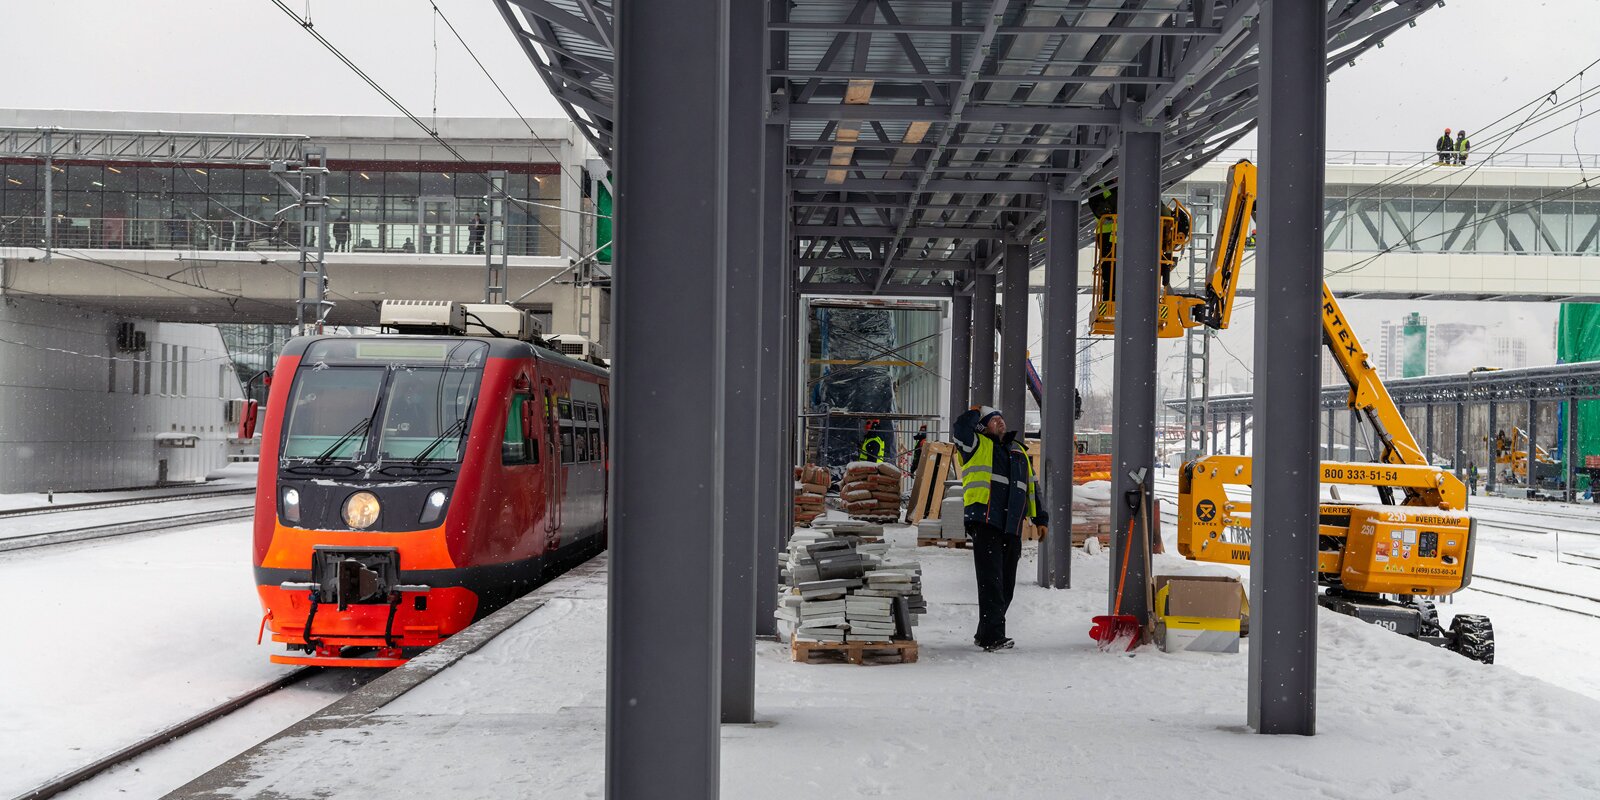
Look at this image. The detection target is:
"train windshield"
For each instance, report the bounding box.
[282,339,488,464]
[376,367,480,462]
[281,367,386,460]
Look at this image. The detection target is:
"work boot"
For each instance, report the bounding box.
[982,638,1015,652]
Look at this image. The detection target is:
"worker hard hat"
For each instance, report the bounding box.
[1445,128,1451,133]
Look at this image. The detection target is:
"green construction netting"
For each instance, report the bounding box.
[1558,304,1600,489]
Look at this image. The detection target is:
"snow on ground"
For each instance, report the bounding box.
[0,520,317,798]
[199,527,1600,799]
[0,493,256,540]
[0,462,257,512]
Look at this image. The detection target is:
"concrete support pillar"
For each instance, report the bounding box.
[950,292,973,419]
[1425,404,1436,465]
[716,0,763,725]
[1042,193,1079,589]
[1527,398,1539,488]
[999,242,1029,429]
[1487,401,1499,494]
[1108,128,1161,621]
[608,0,725,792]
[1248,0,1326,737]
[1326,407,1336,460]
[754,113,787,639]
[1566,398,1579,500]
[971,271,998,407]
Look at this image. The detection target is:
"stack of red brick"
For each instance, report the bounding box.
[794,464,830,527]
[841,461,904,522]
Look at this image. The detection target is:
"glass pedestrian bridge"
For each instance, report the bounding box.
[1171,150,1600,301]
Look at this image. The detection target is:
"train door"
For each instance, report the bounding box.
[541,378,564,537]
[503,372,542,552]
[599,382,611,521]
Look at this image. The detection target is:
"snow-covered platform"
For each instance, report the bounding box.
[172,526,1600,799]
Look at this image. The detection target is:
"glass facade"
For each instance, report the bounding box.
[0,161,564,256]
[1321,183,1600,256]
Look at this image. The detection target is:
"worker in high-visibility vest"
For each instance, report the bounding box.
[952,405,1046,652]
[859,419,888,463]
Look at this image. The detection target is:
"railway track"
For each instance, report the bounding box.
[11,668,322,800]
[0,506,255,554]
[1468,575,1600,620]
[0,488,253,520]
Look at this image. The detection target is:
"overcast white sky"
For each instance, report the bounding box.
[3,0,1598,154]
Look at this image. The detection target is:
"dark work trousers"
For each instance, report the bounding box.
[968,521,1022,645]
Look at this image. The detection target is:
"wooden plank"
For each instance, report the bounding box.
[791,634,918,665]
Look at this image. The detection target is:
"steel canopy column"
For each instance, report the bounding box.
[1566,398,1578,500]
[950,292,973,417]
[718,0,763,725]
[1108,127,1160,622]
[1042,192,1079,589]
[1454,402,1467,481]
[1248,0,1326,737]
[608,0,725,793]
[754,106,787,639]
[1326,407,1336,460]
[971,271,998,406]
[999,242,1029,430]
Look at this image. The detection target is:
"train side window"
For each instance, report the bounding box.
[588,428,602,460]
[575,423,590,462]
[558,398,572,420]
[560,424,575,463]
[503,394,538,465]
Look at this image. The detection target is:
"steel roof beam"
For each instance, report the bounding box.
[794,176,1041,193]
[773,69,1173,84]
[772,22,1220,36]
[788,104,1120,124]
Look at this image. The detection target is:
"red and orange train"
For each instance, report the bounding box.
[252,334,608,667]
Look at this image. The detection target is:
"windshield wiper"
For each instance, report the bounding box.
[411,401,475,465]
[314,418,373,464]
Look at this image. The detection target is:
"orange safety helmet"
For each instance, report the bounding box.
[1445,127,1452,133]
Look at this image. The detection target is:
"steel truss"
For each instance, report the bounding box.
[497,0,1440,294]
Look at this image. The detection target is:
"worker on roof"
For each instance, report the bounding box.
[1455,130,1471,165]
[859,419,889,463]
[952,405,1046,652]
[1436,128,1455,165]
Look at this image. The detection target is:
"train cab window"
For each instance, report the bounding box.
[282,367,385,459]
[503,394,538,465]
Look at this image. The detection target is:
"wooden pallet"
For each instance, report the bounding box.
[917,537,973,549]
[905,441,956,524]
[791,635,919,665]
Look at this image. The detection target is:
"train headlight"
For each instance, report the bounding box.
[419,489,450,525]
[343,491,381,529]
[281,487,301,523]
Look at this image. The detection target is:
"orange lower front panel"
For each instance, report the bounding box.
[259,584,479,650]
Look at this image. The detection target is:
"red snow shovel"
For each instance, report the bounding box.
[1089,515,1143,651]
[1090,471,1149,651]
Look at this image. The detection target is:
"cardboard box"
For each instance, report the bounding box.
[1153,574,1246,654]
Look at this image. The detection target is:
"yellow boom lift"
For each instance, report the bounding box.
[1096,159,1492,662]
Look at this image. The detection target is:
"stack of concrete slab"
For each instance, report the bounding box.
[793,464,830,527]
[776,532,925,645]
[840,461,904,522]
[813,518,884,541]
[1071,479,1114,548]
